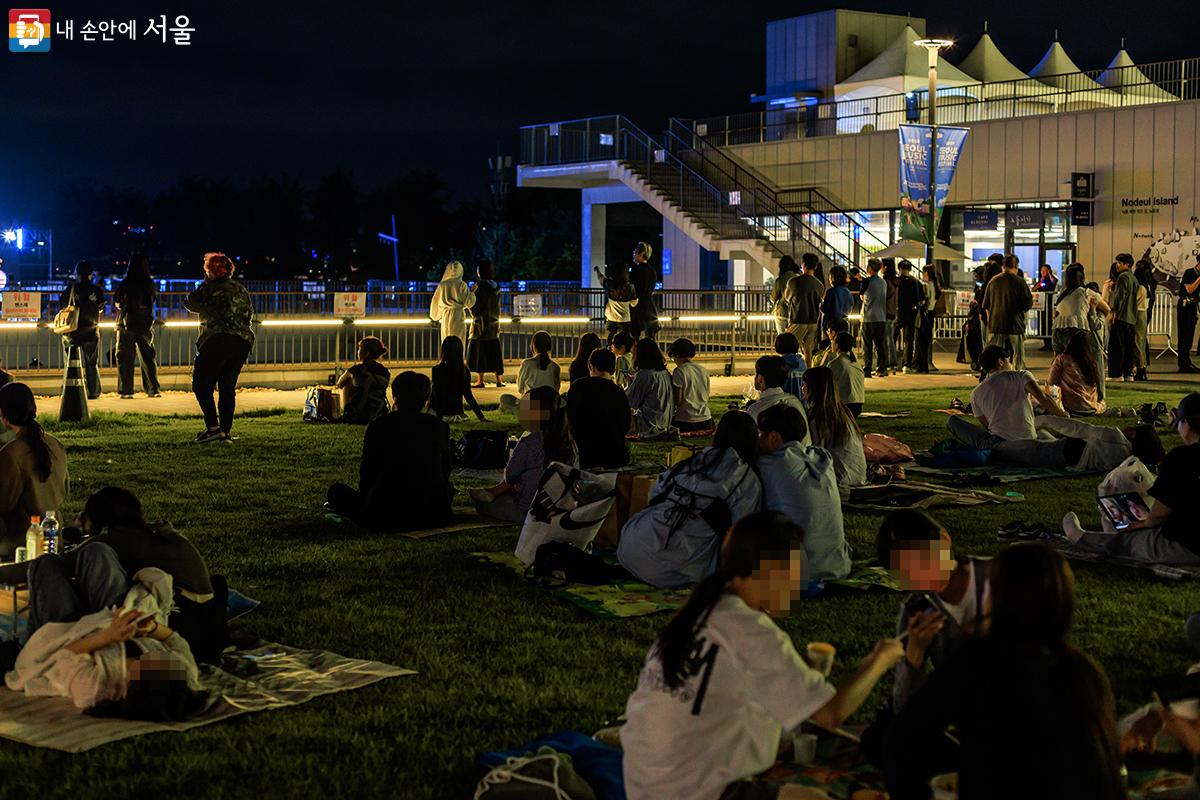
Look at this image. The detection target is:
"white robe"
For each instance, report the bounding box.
[429,262,475,344]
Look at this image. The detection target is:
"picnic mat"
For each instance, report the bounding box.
[1053,540,1200,581]
[398,512,513,540]
[905,461,1098,484]
[845,481,1024,512]
[857,411,912,419]
[0,641,415,752]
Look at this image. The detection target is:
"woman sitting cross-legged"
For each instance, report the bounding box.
[627,338,674,437]
[335,336,391,424]
[498,331,561,414]
[1047,330,1105,416]
[470,386,576,523]
[883,542,1124,800]
[5,542,209,721]
[620,511,904,800]
[430,335,486,423]
[617,411,763,588]
[801,366,867,491]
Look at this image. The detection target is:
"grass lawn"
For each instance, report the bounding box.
[5,381,1199,798]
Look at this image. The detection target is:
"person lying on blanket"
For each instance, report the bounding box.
[1033,417,1164,473]
[5,548,208,721]
[617,411,762,588]
[946,345,1087,470]
[882,543,1125,800]
[1062,393,1200,568]
[620,511,904,800]
[471,387,577,524]
[756,404,851,582]
[859,510,989,767]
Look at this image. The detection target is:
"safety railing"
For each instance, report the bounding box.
[690,57,1200,145]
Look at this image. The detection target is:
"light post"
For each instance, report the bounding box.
[914,38,953,266]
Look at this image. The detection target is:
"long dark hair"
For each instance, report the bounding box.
[126,252,153,284]
[438,335,468,383]
[802,366,859,448]
[669,410,760,482]
[656,511,805,688]
[531,330,553,370]
[1056,263,1086,306]
[0,383,53,481]
[1063,331,1100,389]
[633,338,666,371]
[82,487,151,534]
[570,332,602,376]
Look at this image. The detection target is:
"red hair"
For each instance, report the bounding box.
[203,252,233,279]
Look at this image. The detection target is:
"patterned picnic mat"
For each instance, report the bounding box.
[845,480,1024,512]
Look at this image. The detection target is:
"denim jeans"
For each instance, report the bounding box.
[946,415,1072,469]
[62,338,101,399]
[27,543,128,637]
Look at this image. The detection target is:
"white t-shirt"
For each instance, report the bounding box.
[744,389,811,445]
[621,594,835,800]
[671,361,712,423]
[1054,288,1102,331]
[970,369,1037,441]
[517,356,561,394]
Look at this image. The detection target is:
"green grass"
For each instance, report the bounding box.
[6,381,1199,798]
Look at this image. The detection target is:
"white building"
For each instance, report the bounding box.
[518,9,1200,289]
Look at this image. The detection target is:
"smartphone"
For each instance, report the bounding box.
[1098,493,1151,530]
[904,593,935,617]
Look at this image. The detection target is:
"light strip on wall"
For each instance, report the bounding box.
[675,314,742,323]
[0,322,38,330]
[352,318,433,326]
[510,316,590,324]
[260,318,344,327]
[163,320,202,328]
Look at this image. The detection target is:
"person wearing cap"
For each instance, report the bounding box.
[667,337,712,433]
[1063,393,1200,566]
[59,260,105,399]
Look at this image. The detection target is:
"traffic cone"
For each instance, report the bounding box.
[59,344,90,423]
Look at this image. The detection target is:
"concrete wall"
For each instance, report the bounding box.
[661,217,702,289]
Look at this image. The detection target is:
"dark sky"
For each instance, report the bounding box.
[3,0,1198,222]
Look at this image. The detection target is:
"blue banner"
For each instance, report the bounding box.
[898,124,969,244]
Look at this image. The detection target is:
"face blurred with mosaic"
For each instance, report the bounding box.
[730,542,806,617]
[890,530,955,592]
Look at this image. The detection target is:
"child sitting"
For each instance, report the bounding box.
[756,403,850,581]
[617,411,762,587]
[611,331,635,389]
[802,366,867,490]
[667,337,713,433]
[826,331,865,416]
[743,356,810,444]
[325,371,454,532]
[627,338,674,437]
[774,332,808,405]
[429,335,485,423]
[620,511,903,800]
[499,330,561,413]
[471,387,576,523]
[335,336,391,424]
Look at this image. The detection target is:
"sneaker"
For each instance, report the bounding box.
[996,521,1026,541]
[148,391,162,398]
[194,428,226,444]
[119,394,134,399]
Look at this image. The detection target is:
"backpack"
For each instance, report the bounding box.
[455,430,509,469]
[528,541,615,586]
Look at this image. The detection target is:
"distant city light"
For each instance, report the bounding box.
[1,231,14,243]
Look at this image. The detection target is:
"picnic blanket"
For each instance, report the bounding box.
[905,461,1100,484]
[1053,540,1200,581]
[857,411,912,419]
[0,641,414,752]
[398,513,512,540]
[845,480,1024,511]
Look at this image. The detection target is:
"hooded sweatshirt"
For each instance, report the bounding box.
[758,442,850,581]
[429,261,476,343]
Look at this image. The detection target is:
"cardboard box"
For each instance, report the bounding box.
[595,473,656,548]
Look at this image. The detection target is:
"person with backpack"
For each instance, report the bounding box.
[596,265,639,341]
[114,252,161,399]
[617,412,763,588]
[58,260,105,399]
[335,336,391,425]
[620,511,904,800]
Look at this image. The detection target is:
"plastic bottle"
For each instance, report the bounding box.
[42,511,59,555]
[24,516,41,560]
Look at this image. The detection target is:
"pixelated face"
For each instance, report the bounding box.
[517,393,552,432]
[127,653,190,684]
[751,550,806,616]
[889,532,954,591]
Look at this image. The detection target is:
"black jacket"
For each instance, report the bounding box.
[59,279,104,343]
[359,411,454,531]
[114,278,156,334]
[896,275,925,323]
[566,377,631,469]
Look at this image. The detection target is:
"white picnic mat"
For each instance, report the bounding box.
[0,641,415,752]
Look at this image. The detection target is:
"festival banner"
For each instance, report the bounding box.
[898,124,970,244]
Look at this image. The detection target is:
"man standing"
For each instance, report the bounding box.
[771,255,800,335]
[895,260,924,372]
[58,260,104,399]
[981,254,1033,371]
[860,258,889,377]
[628,242,659,340]
[1178,254,1200,374]
[1107,253,1139,382]
[784,253,824,362]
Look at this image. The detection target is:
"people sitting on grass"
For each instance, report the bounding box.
[667,338,713,434]
[566,349,631,470]
[334,336,391,424]
[430,335,486,423]
[884,543,1124,800]
[620,511,904,800]
[1047,330,1106,416]
[1062,393,1200,567]
[471,387,576,524]
[809,317,850,367]
[774,332,807,404]
[568,332,603,384]
[744,355,810,443]
[617,412,762,588]
[325,371,454,532]
[499,330,560,414]
[802,366,867,490]
[0,382,68,558]
[610,331,635,390]
[627,338,674,438]
[756,404,850,582]
[826,331,866,417]
[947,345,1086,469]
[6,544,209,721]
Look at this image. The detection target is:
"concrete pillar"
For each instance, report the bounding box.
[582,199,606,288]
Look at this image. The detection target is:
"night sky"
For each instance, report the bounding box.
[3,0,1198,222]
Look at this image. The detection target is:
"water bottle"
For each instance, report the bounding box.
[24,516,41,560]
[42,511,59,555]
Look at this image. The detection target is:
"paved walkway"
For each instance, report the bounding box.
[36,349,1200,418]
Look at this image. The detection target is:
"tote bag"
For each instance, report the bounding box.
[515,462,617,565]
[52,287,80,336]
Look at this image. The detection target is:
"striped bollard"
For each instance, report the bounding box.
[59,344,90,423]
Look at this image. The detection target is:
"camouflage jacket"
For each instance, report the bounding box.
[185,277,255,346]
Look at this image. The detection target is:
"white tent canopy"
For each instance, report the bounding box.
[836,24,978,97]
[1099,49,1178,102]
[958,32,1055,101]
[1029,41,1120,108]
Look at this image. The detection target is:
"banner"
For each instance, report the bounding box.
[333,292,366,318]
[898,125,969,244]
[1,291,40,319]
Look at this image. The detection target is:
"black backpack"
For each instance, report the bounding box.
[454,430,509,469]
[528,541,616,586]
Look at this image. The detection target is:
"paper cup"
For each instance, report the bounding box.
[806,642,836,676]
[930,772,958,800]
[792,732,818,765]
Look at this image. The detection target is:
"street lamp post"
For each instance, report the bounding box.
[914,38,953,267]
